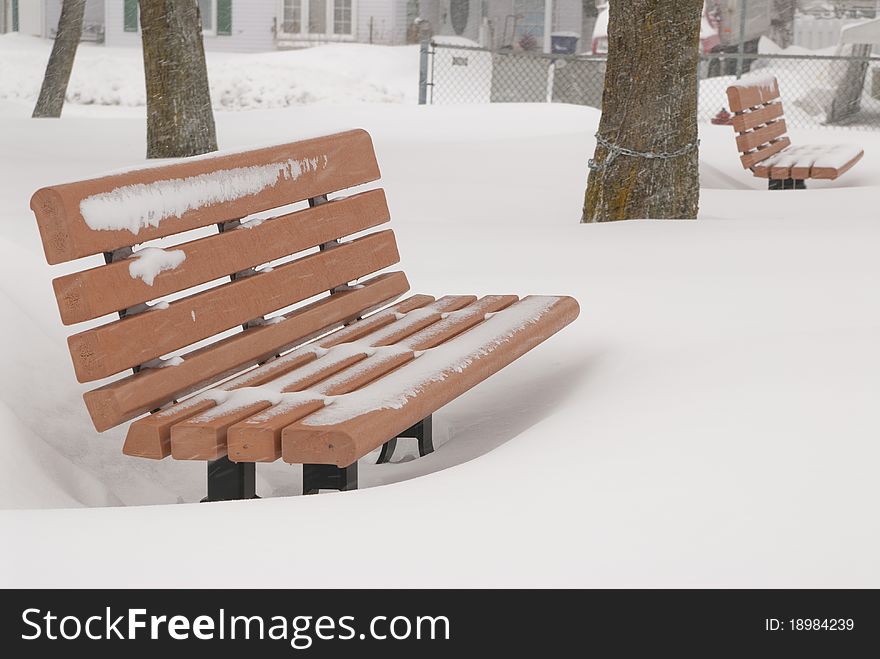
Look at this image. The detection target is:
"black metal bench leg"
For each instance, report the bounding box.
[415,415,434,457]
[374,415,435,464]
[768,178,806,190]
[202,457,257,502]
[303,463,358,494]
[376,437,398,464]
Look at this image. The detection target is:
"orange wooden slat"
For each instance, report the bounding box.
[741,137,791,170]
[89,272,414,434]
[726,77,780,113]
[174,296,477,461]
[121,293,435,459]
[812,150,864,180]
[731,102,784,133]
[53,189,390,325]
[31,130,380,264]
[169,352,374,461]
[68,230,400,382]
[226,295,518,462]
[735,119,787,153]
[280,296,581,467]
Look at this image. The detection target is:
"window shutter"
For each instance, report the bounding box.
[217,0,232,35]
[123,0,138,32]
[12,0,19,32]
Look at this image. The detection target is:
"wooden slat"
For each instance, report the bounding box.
[735,119,787,153]
[731,102,784,133]
[89,272,415,434]
[171,349,414,460]
[226,295,520,463]
[169,295,477,461]
[280,296,581,467]
[726,77,780,113]
[53,189,390,325]
[31,130,379,264]
[121,292,437,459]
[67,230,400,382]
[812,149,864,180]
[740,137,791,170]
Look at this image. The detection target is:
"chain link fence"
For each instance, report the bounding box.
[421,41,880,131]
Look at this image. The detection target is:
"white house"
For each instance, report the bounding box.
[5,0,587,52]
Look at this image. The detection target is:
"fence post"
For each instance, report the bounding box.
[736,0,748,80]
[419,38,430,105]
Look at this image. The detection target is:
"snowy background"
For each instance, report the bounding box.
[1,35,879,587]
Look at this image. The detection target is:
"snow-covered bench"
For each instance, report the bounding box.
[726,76,864,190]
[30,130,579,501]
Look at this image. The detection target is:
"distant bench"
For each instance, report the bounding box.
[30,130,579,501]
[727,76,864,190]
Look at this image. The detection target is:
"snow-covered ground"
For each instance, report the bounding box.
[1,37,880,587]
[0,35,418,110]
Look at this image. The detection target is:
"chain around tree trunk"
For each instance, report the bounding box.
[588,132,700,172]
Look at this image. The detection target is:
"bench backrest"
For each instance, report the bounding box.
[30,130,410,433]
[726,76,791,170]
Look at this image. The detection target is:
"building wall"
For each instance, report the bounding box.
[45,0,105,40]
[103,1,140,48]
[105,0,277,52]
[17,0,43,36]
[389,0,409,44]
[358,0,397,45]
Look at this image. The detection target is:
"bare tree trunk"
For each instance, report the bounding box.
[582,0,702,222]
[139,0,217,158]
[32,0,86,118]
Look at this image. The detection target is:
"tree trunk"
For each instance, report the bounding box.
[582,0,702,222]
[32,0,86,118]
[139,0,218,158]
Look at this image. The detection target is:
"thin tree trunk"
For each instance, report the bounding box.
[582,0,702,222]
[32,0,86,118]
[139,0,217,158]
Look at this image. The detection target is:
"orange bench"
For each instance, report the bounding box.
[726,76,864,189]
[30,130,579,501]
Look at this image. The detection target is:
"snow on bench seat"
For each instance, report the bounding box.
[752,144,865,180]
[280,295,578,468]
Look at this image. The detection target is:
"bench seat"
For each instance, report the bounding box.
[751,144,864,180]
[125,294,577,467]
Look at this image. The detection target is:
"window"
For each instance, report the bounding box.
[282,0,302,33]
[123,0,138,32]
[11,0,19,32]
[309,0,326,33]
[334,0,352,35]
[278,0,355,38]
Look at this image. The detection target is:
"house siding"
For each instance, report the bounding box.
[17,0,43,36]
[358,0,396,45]
[105,0,276,52]
[389,0,408,45]
[44,0,104,39]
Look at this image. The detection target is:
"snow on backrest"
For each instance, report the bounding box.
[30,129,380,264]
[726,75,780,113]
